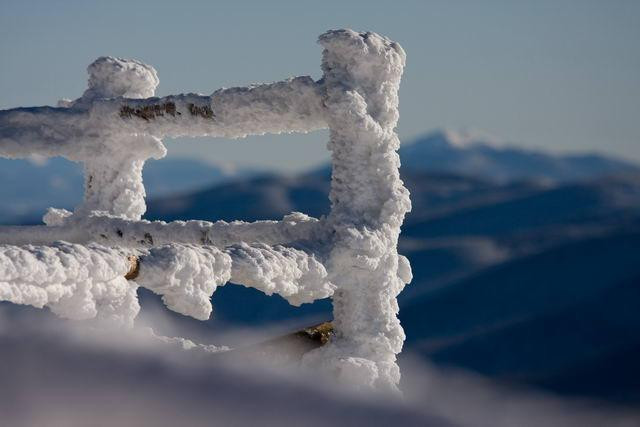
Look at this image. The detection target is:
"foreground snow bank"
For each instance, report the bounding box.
[3,307,636,427]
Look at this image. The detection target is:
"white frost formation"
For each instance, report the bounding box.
[134,244,231,321]
[0,29,411,391]
[0,242,138,326]
[84,56,159,100]
[0,240,333,325]
[301,30,411,392]
[227,243,333,306]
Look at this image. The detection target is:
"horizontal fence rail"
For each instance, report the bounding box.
[0,76,326,160]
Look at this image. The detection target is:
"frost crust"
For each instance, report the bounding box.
[0,242,138,326]
[301,30,411,392]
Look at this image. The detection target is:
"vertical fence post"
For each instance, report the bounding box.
[302,30,412,391]
[74,57,166,220]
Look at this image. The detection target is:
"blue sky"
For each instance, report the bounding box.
[1,0,639,172]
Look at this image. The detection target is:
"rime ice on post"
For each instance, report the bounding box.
[78,57,165,219]
[0,29,411,391]
[301,30,412,391]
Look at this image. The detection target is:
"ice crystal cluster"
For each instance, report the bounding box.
[0,29,411,391]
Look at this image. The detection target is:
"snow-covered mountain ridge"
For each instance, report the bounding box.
[400,129,639,183]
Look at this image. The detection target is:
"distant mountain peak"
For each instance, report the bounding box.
[434,129,504,149]
[400,129,639,183]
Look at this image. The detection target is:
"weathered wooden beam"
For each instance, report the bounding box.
[0,213,323,248]
[124,255,140,280]
[0,77,327,161]
[221,322,334,365]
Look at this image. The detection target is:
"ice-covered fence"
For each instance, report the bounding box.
[0,29,411,392]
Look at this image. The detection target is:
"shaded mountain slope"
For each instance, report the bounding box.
[403,175,640,239]
[0,157,249,224]
[400,231,640,402]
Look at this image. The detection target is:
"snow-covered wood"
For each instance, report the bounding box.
[0,211,323,248]
[0,29,411,392]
